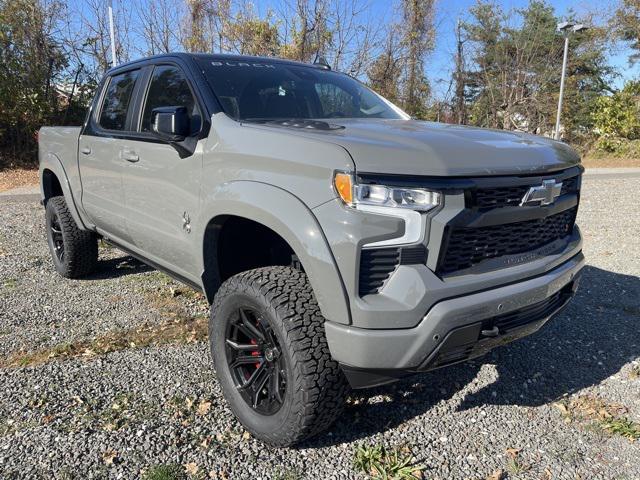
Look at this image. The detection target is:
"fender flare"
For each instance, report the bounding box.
[195,181,351,325]
[39,153,88,230]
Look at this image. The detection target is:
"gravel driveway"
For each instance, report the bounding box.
[0,173,639,479]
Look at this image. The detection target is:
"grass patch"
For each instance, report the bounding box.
[600,417,640,441]
[506,451,530,475]
[272,468,303,480]
[0,314,208,368]
[2,278,18,289]
[353,444,425,479]
[142,464,187,480]
[555,395,640,441]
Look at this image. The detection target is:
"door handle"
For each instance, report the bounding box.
[81,147,91,155]
[121,149,139,162]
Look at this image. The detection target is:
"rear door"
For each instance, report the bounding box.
[121,63,205,279]
[80,68,142,244]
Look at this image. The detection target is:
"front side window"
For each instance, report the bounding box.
[196,59,408,121]
[141,65,200,133]
[98,70,139,130]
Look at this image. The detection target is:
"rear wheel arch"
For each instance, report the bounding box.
[40,157,89,231]
[42,169,63,205]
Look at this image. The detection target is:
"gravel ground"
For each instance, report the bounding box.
[0,175,639,479]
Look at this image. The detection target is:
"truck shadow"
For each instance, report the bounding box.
[306,265,640,447]
[84,255,153,280]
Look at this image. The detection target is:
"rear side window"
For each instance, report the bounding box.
[141,65,201,133]
[98,70,139,131]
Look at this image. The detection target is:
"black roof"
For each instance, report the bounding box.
[106,52,326,75]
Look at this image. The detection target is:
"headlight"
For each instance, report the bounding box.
[334,172,441,212]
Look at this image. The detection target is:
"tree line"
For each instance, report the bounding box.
[1,0,639,167]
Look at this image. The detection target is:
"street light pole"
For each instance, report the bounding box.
[554,22,588,141]
[554,35,570,140]
[108,0,117,68]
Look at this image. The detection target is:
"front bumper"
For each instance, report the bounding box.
[325,252,584,388]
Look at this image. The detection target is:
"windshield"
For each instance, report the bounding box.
[197,58,408,121]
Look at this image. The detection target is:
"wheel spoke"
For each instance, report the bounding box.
[226,339,260,351]
[238,361,266,391]
[271,366,284,404]
[238,309,265,341]
[226,305,286,415]
[229,355,264,370]
[250,367,271,409]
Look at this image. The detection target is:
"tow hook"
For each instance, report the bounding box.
[481,326,500,338]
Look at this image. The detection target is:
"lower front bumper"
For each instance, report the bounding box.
[325,252,585,388]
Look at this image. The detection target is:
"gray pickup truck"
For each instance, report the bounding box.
[39,53,584,446]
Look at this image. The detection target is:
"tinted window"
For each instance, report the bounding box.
[141,65,200,133]
[99,70,139,130]
[197,59,407,121]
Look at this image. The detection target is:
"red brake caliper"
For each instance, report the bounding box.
[250,339,260,369]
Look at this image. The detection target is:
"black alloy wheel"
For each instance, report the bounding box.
[48,210,65,263]
[210,267,350,446]
[225,307,286,415]
[44,196,98,278]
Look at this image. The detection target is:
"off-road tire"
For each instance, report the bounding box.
[45,196,98,278]
[210,266,350,446]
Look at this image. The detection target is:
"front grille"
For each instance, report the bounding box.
[474,174,580,209]
[440,206,577,274]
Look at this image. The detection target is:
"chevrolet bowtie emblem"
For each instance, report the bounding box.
[520,179,563,206]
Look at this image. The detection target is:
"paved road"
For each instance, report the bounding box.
[0,171,638,479]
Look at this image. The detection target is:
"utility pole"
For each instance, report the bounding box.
[108,0,117,67]
[554,21,588,140]
[554,34,569,140]
[454,18,466,125]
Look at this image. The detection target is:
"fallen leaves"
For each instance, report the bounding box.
[505,447,520,457]
[0,315,209,368]
[555,395,626,423]
[197,400,211,416]
[102,450,117,465]
[555,395,640,441]
[184,462,199,475]
[486,469,506,480]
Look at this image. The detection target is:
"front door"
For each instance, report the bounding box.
[80,69,141,244]
[122,64,204,279]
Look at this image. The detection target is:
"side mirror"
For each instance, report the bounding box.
[151,106,190,142]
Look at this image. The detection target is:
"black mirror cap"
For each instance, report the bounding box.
[151,106,190,142]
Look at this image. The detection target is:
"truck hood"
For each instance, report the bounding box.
[320,119,580,177]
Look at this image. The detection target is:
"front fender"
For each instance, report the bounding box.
[195,181,351,325]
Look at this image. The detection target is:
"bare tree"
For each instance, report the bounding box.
[134,0,184,55]
[183,0,209,52]
[279,0,330,62]
[400,0,436,116]
[76,0,132,73]
[453,18,468,124]
[367,25,403,101]
[328,0,381,76]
